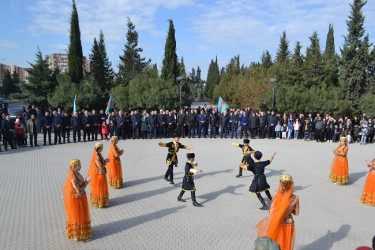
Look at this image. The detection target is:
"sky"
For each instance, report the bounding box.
[1,0,375,80]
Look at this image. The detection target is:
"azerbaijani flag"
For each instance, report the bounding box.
[217,97,229,114]
[105,94,114,114]
[73,95,77,115]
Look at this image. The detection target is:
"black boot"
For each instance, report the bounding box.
[265,190,273,201]
[236,167,243,178]
[177,190,186,202]
[191,191,201,207]
[257,193,268,210]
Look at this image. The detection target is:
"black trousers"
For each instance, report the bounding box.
[220,126,227,138]
[62,128,71,143]
[3,134,14,149]
[268,126,275,138]
[91,124,98,140]
[250,128,257,138]
[29,134,38,146]
[316,129,323,142]
[240,127,248,139]
[165,164,175,181]
[72,128,81,142]
[133,126,140,139]
[177,124,185,137]
[259,126,266,138]
[43,127,52,144]
[83,126,91,141]
[54,127,61,144]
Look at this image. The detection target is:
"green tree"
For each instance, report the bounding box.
[117,18,149,86]
[178,57,186,77]
[261,50,273,69]
[205,57,220,99]
[1,70,17,100]
[339,0,369,112]
[303,31,323,88]
[290,41,304,87]
[161,19,179,81]
[12,50,58,110]
[89,30,114,94]
[274,31,291,84]
[323,24,339,87]
[68,0,83,84]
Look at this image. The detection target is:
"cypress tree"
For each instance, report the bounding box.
[261,50,273,69]
[304,31,323,88]
[339,0,369,112]
[161,19,179,81]
[179,57,186,77]
[323,24,339,87]
[68,0,83,84]
[205,57,220,99]
[89,30,114,94]
[118,18,148,86]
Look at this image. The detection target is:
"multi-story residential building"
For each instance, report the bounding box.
[45,53,90,73]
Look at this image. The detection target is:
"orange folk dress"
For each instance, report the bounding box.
[255,184,299,250]
[329,145,349,185]
[89,152,109,207]
[107,142,124,188]
[361,161,375,206]
[64,169,92,240]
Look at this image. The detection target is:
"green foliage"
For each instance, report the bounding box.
[161,20,179,81]
[323,24,339,87]
[118,18,149,86]
[261,50,273,69]
[205,57,220,99]
[48,73,102,111]
[89,31,114,95]
[12,49,58,110]
[339,0,369,112]
[68,0,83,84]
[1,70,19,101]
[303,31,323,88]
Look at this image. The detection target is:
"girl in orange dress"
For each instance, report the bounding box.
[107,136,124,188]
[63,159,92,240]
[255,174,299,250]
[88,143,110,207]
[329,136,349,185]
[361,159,375,206]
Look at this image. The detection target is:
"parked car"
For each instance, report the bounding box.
[0,98,8,110]
[8,108,23,122]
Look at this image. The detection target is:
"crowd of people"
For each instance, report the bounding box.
[0,104,374,152]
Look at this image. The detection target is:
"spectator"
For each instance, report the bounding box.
[140,113,149,139]
[209,110,219,138]
[101,121,108,141]
[275,121,282,139]
[240,110,249,139]
[41,111,53,146]
[315,117,324,142]
[293,118,301,139]
[14,118,24,147]
[230,110,239,139]
[70,112,82,143]
[220,110,229,139]
[26,114,40,147]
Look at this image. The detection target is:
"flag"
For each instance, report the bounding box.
[105,94,114,114]
[73,95,77,115]
[217,97,229,114]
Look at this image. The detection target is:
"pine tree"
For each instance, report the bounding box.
[89,30,114,94]
[179,57,186,77]
[274,31,291,83]
[261,50,273,69]
[68,0,83,84]
[13,50,58,110]
[304,31,323,88]
[290,41,304,87]
[205,57,220,99]
[0,70,14,100]
[339,0,369,112]
[323,24,339,87]
[118,18,148,86]
[161,19,179,80]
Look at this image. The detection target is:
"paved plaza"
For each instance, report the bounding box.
[0,137,374,249]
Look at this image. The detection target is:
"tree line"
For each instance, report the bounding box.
[205,0,375,117]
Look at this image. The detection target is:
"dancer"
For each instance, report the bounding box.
[89,143,110,207]
[249,151,276,210]
[232,139,255,178]
[361,158,375,206]
[177,153,203,206]
[158,133,192,184]
[63,159,92,241]
[329,137,349,185]
[107,136,124,188]
[255,174,299,250]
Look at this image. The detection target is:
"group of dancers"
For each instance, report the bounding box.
[62,134,374,249]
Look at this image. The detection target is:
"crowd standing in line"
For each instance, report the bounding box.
[0,104,374,152]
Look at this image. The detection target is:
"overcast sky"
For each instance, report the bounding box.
[1,0,374,79]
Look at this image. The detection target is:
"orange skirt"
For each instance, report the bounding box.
[282,224,295,250]
[90,174,109,208]
[66,193,92,240]
[361,170,375,206]
[108,159,123,189]
[329,156,349,184]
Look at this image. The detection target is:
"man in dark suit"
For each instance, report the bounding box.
[258,111,267,139]
[41,111,53,145]
[70,112,82,142]
[220,110,230,138]
[131,110,141,139]
[52,111,62,144]
[249,111,259,139]
[62,112,71,143]
[2,114,16,150]
[91,109,99,141]
[81,110,91,142]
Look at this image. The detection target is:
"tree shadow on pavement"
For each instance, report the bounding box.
[197,184,245,205]
[348,171,368,185]
[299,224,351,250]
[92,205,185,240]
[294,185,312,192]
[110,184,176,207]
[195,169,233,179]
[265,168,286,177]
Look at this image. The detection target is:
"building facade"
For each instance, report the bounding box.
[45,53,90,73]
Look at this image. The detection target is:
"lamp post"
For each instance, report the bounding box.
[269,78,278,110]
[176,76,186,109]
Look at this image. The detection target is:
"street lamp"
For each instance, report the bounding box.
[269,78,278,110]
[176,76,186,109]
